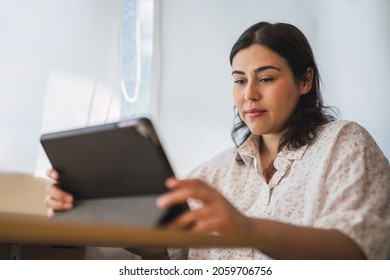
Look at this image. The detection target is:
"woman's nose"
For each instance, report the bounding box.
[244,81,261,101]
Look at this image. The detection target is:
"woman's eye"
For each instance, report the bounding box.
[259,77,274,83]
[234,79,246,85]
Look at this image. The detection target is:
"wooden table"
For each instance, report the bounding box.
[0,212,269,249]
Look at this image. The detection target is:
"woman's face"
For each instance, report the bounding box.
[232,44,312,137]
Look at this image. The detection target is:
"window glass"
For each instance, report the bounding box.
[120,0,154,119]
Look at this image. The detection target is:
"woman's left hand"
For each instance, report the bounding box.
[156,178,252,233]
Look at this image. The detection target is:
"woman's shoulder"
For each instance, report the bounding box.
[316,120,385,157]
[318,120,374,144]
[320,119,366,134]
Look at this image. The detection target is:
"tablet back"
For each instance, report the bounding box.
[41,118,172,200]
[40,118,186,227]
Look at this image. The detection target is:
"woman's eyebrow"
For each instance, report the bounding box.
[231,70,245,76]
[232,65,281,76]
[254,65,281,73]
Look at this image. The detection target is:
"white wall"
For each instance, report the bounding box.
[0,0,122,173]
[156,0,390,177]
[316,0,390,154]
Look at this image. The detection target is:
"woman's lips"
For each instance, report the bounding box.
[245,108,267,118]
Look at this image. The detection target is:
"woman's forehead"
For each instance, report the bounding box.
[231,44,288,72]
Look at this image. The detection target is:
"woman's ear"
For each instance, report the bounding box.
[300,67,314,95]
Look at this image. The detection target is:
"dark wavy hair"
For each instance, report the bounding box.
[230,22,337,154]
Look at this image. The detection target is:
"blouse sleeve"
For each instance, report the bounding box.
[314,122,390,259]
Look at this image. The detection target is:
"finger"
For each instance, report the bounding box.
[46,169,59,180]
[191,218,221,233]
[167,207,209,230]
[156,188,197,209]
[165,178,208,190]
[158,182,219,208]
[165,177,179,189]
[46,184,73,203]
[43,195,73,211]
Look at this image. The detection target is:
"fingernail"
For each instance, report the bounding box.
[156,195,168,208]
[165,177,177,188]
[63,202,72,209]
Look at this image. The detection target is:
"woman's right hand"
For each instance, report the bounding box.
[43,169,74,217]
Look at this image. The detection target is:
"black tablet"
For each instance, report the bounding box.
[40,117,186,226]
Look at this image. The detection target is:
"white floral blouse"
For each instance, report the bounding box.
[168,120,390,260]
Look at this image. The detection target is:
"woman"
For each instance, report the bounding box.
[45,22,390,259]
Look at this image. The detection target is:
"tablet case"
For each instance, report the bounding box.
[40,117,187,227]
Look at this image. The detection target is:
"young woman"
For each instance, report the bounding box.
[45,22,390,259]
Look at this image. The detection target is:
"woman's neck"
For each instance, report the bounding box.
[259,134,282,183]
[260,133,282,159]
